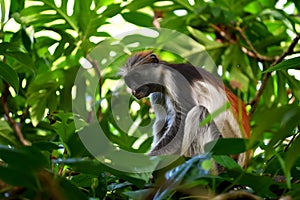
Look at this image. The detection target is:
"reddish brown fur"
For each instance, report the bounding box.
[225,88,250,138]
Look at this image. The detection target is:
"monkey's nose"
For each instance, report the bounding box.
[132,90,136,96]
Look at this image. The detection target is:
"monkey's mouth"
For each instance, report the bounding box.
[132,90,149,99]
[132,86,151,99]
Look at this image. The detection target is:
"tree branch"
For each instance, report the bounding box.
[1,82,30,145]
[86,55,103,122]
[249,34,300,116]
[210,24,236,43]
[235,26,276,62]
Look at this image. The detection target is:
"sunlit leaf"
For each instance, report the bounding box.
[213,155,242,171]
[265,57,300,72]
[122,12,153,27]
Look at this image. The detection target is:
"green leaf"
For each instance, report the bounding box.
[4,51,34,70]
[10,0,25,13]
[230,67,249,92]
[0,165,38,189]
[204,138,249,155]
[0,120,19,146]
[122,12,153,27]
[285,135,300,172]
[228,170,277,198]
[264,106,300,158]
[285,72,300,101]
[0,145,49,171]
[187,26,221,47]
[32,141,60,152]
[56,174,89,200]
[277,71,288,104]
[262,74,274,108]
[222,44,248,72]
[0,62,19,92]
[52,112,76,143]
[70,173,95,187]
[101,3,123,18]
[124,189,154,199]
[244,1,262,14]
[251,104,299,143]
[213,155,242,171]
[54,158,150,187]
[27,91,48,127]
[126,0,157,10]
[173,0,194,11]
[264,57,300,72]
[292,0,300,11]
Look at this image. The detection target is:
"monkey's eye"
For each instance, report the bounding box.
[149,54,159,63]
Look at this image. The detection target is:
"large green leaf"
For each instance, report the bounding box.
[0,62,19,92]
[126,0,156,10]
[204,138,249,155]
[251,104,300,142]
[54,158,152,187]
[264,57,300,72]
[0,145,49,171]
[122,11,153,27]
[0,120,19,146]
[213,155,242,171]
[0,165,38,189]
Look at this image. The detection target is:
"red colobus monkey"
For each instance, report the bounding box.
[120,52,250,167]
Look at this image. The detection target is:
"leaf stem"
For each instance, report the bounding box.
[1,82,30,146]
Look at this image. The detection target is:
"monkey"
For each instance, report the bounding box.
[120,51,250,167]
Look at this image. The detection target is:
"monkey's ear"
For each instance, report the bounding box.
[149,54,159,63]
[141,52,159,64]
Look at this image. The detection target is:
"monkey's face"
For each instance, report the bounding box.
[132,85,151,99]
[123,63,164,99]
[124,71,164,99]
[124,72,151,99]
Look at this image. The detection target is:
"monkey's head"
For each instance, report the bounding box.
[121,52,164,99]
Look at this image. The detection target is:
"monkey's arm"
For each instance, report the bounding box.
[148,111,183,155]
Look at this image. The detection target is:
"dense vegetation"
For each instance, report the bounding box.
[1,0,300,199]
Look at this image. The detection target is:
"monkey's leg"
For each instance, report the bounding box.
[181,105,221,157]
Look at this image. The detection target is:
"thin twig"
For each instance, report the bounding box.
[1,82,30,145]
[249,34,300,116]
[235,26,276,62]
[210,24,236,43]
[86,55,103,122]
[284,132,299,152]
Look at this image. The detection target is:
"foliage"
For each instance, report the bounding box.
[0,0,300,199]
